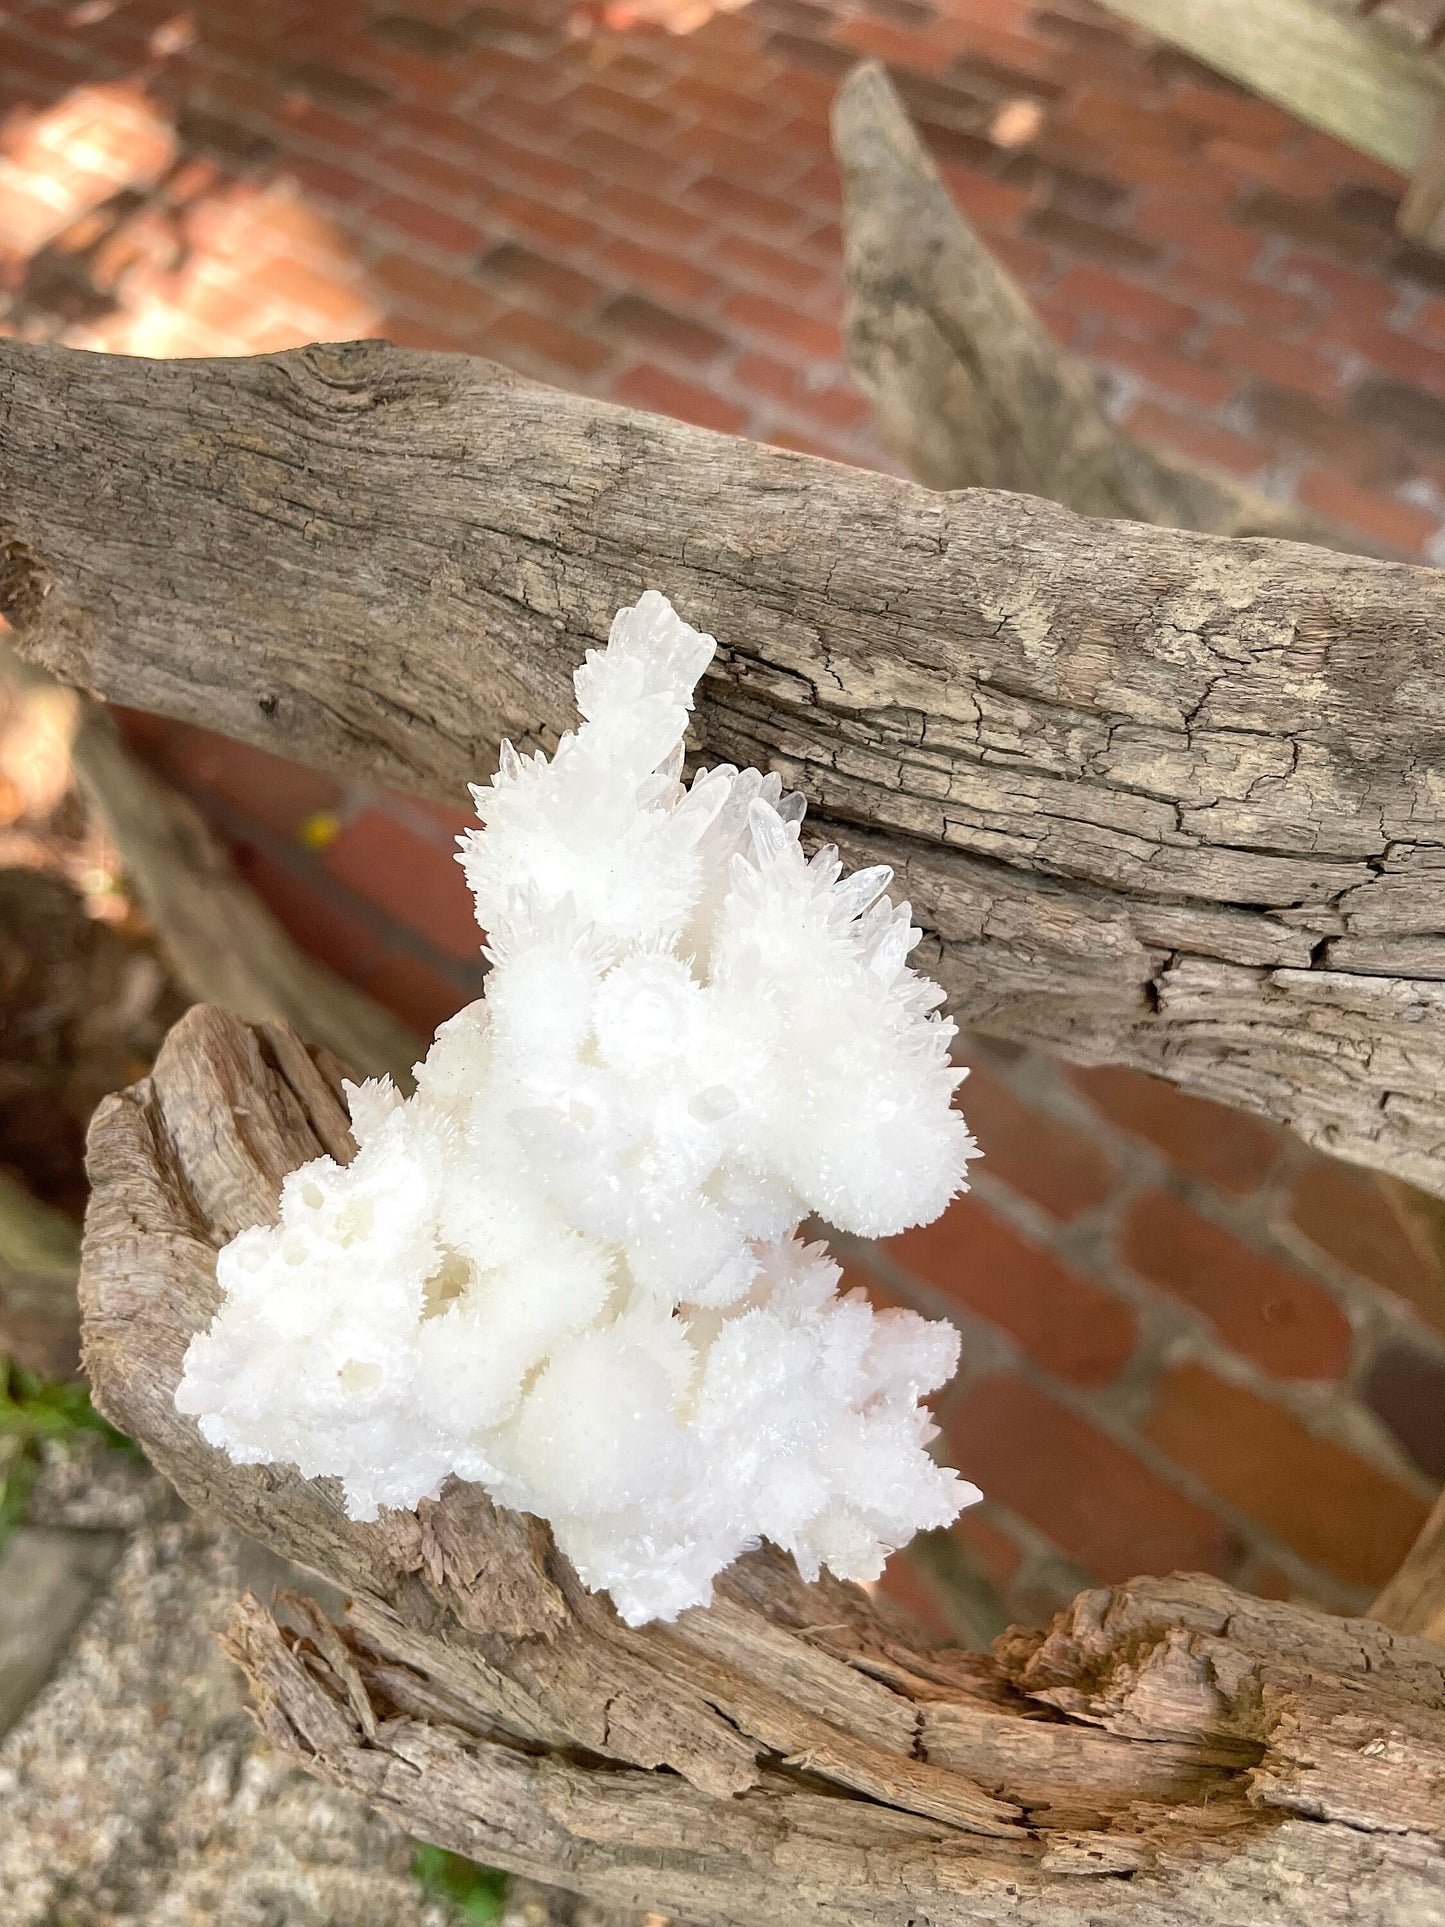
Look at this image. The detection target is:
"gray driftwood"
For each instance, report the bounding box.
[833,58,1445,1636]
[76,1005,1445,1926]
[7,343,1445,1194]
[832,62,1359,547]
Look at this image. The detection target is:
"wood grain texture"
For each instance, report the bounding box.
[76,1007,1445,1926]
[1092,0,1441,173]
[1376,1486,1445,1640]
[8,341,1445,1190]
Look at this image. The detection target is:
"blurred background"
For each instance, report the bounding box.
[1,0,1444,1656]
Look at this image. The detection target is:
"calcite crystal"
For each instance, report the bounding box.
[177,594,980,1624]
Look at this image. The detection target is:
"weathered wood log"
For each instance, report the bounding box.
[831,60,1359,547]
[77,1005,1445,1925]
[7,343,1445,1193]
[1376,1485,1445,1643]
[834,59,1445,1631]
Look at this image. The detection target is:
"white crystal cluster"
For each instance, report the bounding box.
[177,593,980,1624]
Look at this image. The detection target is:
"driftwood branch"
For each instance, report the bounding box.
[1,645,423,1085]
[76,1006,1445,1926]
[6,346,1445,1192]
[832,61,1359,548]
[1376,1486,1445,1643]
[834,59,1445,1637]
[67,699,424,1085]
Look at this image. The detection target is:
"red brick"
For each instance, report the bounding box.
[385,111,589,198]
[1166,265,1312,333]
[362,949,471,1035]
[669,122,810,194]
[1298,136,1407,198]
[599,292,726,363]
[143,725,342,842]
[324,809,484,960]
[1289,1161,1445,1340]
[887,1194,1138,1388]
[478,241,603,312]
[283,57,392,115]
[385,791,474,845]
[350,43,470,109]
[486,188,604,254]
[1034,293,1088,348]
[951,1504,1025,1586]
[1064,91,1201,155]
[1090,329,1236,408]
[375,139,487,206]
[1167,81,1303,150]
[989,233,1053,285]
[276,99,376,165]
[1297,470,1436,554]
[1029,205,1162,273]
[1339,323,1445,401]
[1206,322,1340,401]
[281,151,376,209]
[1054,263,1195,341]
[964,1065,1120,1220]
[600,236,722,306]
[876,1547,956,1641]
[1414,296,1445,348]
[482,306,611,378]
[714,231,829,299]
[231,848,389,986]
[945,1375,1238,1582]
[1121,1191,1352,1380]
[734,351,870,431]
[379,311,476,353]
[597,182,709,243]
[1086,141,1218,200]
[1068,1065,1283,1196]
[765,426,854,462]
[1274,251,1397,327]
[683,174,807,235]
[721,290,840,362]
[942,20,1069,90]
[1132,200,1266,276]
[370,192,487,256]
[836,15,955,72]
[252,254,376,330]
[670,74,784,138]
[569,125,690,191]
[614,362,747,435]
[1253,384,1404,485]
[570,78,680,141]
[372,254,501,329]
[1126,400,1271,477]
[943,166,1031,234]
[1203,138,1335,202]
[1143,1364,1428,1588]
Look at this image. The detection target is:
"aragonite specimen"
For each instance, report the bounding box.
[177,593,980,1625]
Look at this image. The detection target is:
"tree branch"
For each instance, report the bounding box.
[76,1005,1445,1925]
[831,60,1361,549]
[6,339,1445,1189]
[832,58,1445,1635]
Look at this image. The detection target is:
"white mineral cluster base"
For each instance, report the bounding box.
[177,593,979,1625]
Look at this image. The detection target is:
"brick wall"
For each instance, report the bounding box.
[2,0,1444,1628]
